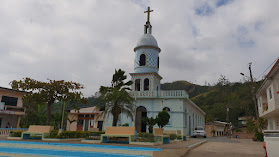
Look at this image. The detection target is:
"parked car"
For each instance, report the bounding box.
[192,126,207,138]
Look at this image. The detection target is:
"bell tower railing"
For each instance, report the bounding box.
[130,90,189,99]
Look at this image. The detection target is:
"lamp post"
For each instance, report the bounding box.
[240,62,259,119]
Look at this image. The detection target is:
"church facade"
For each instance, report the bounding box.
[104,7,205,136]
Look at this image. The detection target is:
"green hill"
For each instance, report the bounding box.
[161,80,262,126]
[161,80,213,98]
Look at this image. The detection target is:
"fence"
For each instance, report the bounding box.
[0,128,28,137]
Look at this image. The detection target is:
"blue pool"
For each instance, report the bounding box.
[0,140,161,157]
[0,146,150,157]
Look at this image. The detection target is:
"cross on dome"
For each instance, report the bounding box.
[144,7,153,23]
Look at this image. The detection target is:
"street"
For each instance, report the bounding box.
[186,137,265,157]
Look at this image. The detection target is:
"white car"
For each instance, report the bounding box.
[192,126,207,138]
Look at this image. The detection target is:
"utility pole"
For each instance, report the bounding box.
[248,63,259,119]
[61,102,66,130]
[226,106,229,138]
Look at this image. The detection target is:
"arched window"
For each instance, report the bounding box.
[144,78,149,91]
[157,57,159,68]
[163,107,170,112]
[135,79,141,91]
[139,54,146,66]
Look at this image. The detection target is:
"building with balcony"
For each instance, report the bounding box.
[0,87,26,128]
[104,7,206,136]
[66,106,104,131]
[256,58,279,130]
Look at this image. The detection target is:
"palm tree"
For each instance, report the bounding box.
[97,69,135,126]
[143,117,157,133]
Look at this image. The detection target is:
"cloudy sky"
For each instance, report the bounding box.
[0,0,278,97]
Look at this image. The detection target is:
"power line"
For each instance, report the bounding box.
[256,57,279,81]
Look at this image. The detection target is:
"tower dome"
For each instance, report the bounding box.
[137,34,158,47]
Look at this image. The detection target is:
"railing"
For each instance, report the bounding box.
[0,128,28,137]
[130,90,189,99]
[4,105,26,112]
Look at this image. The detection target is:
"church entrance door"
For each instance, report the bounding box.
[135,106,147,133]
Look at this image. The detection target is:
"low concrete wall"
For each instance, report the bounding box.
[232,132,254,139]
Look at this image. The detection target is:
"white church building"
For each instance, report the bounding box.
[104,7,205,136]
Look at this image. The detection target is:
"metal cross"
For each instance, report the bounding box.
[144,7,153,23]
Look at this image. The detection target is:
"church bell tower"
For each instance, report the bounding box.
[130,7,162,93]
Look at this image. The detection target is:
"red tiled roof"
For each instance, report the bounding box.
[266,58,279,78]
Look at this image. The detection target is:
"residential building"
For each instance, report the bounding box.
[205,121,228,137]
[256,58,279,156]
[256,58,279,130]
[0,87,25,128]
[66,106,104,131]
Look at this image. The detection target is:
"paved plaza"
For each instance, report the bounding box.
[186,137,265,157]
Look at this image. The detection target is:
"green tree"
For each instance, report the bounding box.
[97,69,135,126]
[143,117,157,133]
[156,110,170,128]
[10,78,85,125]
[247,117,267,141]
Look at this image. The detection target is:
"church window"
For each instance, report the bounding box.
[163,107,170,112]
[157,57,159,68]
[144,78,149,91]
[135,79,141,91]
[139,54,146,66]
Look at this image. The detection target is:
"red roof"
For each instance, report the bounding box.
[266,58,279,78]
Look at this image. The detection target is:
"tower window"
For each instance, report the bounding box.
[139,54,146,66]
[157,57,159,68]
[163,107,170,112]
[144,78,149,91]
[135,79,141,91]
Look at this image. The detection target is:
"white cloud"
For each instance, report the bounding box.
[0,0,278,96]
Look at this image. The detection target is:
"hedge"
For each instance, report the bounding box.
[57,131,105,139]
[169,134,177,140]
[10,131,23,137]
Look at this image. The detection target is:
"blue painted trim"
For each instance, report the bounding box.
[186,140,207,148]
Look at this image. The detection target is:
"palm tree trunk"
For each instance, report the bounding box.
[112,114,119,126]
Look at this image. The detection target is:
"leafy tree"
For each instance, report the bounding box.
[247,117,267,141]
[143,117,157,133]
[156,110,170,128]
[10,78,85,125]
[97,69,135,126]
[20,95,47,127]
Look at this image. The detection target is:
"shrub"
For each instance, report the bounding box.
[121,123,129,127]
[169,134,177,140]
[91,131,105,136]
[10,131,23,137]
[137,138,155,142]
[177,135,182,140]
[48,130,59,138]
[255,132,264,141]
[236,128,242,132]
[156,111,170,129]
[138,132,154,138]
[137,132,155,142]
[57,131,92,139]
